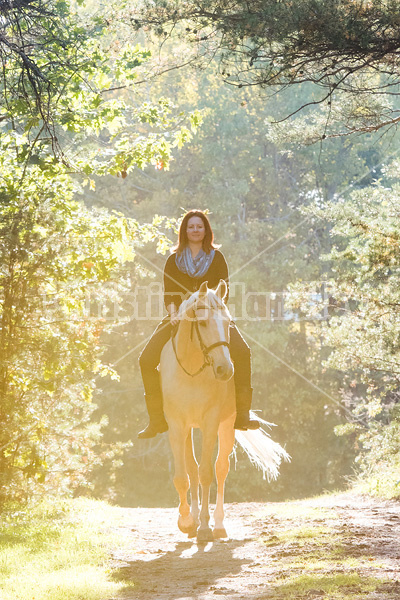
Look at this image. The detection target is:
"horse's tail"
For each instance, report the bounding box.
[234,413,290,481]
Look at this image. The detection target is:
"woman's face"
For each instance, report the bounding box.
[186,216,206,244]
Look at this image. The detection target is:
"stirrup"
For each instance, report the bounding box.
[138,420,168,439]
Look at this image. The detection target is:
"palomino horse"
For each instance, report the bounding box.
[160,280,289,542]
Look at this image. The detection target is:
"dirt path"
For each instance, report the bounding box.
[108,493,400,600]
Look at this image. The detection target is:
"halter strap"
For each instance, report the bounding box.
[203,340,230,354]
[171,306,230,378]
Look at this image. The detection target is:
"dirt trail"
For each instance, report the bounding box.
[109,493,400,600]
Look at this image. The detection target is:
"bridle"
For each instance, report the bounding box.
[171,303,231,378]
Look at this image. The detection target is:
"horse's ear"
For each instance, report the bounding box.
[198,281,208,300]
[216,279,227,301]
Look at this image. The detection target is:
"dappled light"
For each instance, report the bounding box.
[1,1,400,599]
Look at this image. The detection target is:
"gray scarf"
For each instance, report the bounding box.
[175,247,215,278]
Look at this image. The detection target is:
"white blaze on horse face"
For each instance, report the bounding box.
[195,293,233,381]
[209,313,233,381]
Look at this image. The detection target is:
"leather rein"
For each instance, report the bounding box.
[171,306,230,378]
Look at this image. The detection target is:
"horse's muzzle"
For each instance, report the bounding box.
[213,361,234,381]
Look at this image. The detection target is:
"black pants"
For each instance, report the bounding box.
[139,316,251,398]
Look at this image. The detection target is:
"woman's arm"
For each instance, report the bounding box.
[163,254,184,310]
[166,302,179,326]
[164,254,187,324]
[214,251,229,303]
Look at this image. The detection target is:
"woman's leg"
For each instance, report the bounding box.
[229,324,260,430]
[138,316,172,438]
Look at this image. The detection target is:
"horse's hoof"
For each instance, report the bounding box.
[187,527,198,538]
[179,523,198,537]
[179,523,195,535]
[213,528,228,539]
[178,515,195,534]
[197,527,214,543]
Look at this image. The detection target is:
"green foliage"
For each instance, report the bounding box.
[132,0,400,136]
[352,408,400,498]
[0,136,185,503]
[2,0,399,508]
[0,0,200,173]
[287,162,400,498]
[0,0,200,505]
[305,176,400,389]
[90,60,376,504]
[266,76,396,144]
[86,39,400,503]
[0,498,133,600]
[0,160,124,502]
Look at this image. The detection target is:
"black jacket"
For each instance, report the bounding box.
[163,250,229,310]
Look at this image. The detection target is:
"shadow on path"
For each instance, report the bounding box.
[114,537,253,598]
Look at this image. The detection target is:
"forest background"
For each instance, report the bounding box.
[1,0,400,510]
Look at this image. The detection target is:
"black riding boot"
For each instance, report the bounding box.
[138,393,168,439]
[234,387,260,431]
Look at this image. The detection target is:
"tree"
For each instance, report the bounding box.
[131,0,400,138]
[0,157,123,502]
[0,135,183,504]
[89,63,374,503]
[0,0,201,171]
[287,160,400,495]
[0,1,201,504]
[0,0,104,155]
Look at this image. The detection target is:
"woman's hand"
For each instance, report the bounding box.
[167,303,179,326]
[170,311,179,327]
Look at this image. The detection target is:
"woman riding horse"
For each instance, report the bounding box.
[138,209,260,438]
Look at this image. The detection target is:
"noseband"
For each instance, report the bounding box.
[171,305,230,378]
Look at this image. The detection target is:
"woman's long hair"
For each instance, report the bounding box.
[173,210,220,255]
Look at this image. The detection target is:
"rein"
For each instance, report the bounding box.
[171,307,230,378]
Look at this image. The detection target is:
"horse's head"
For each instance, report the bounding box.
[190,280,234,381]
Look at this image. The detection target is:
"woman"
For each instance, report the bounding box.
[138,209,260,438]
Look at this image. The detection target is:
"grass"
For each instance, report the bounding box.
[0,497,134,600]
[272,572,383,599]
[257,498,392,600]
[258,499,332,521]
[262,524,335,547]
[354,464,400,500]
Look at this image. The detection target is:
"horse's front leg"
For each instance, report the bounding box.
[185,429,200,537]
[169,425,195,535]
[214,417,235,539]
[198,420,219,543]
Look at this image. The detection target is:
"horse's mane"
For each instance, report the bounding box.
[178,288,231,319]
